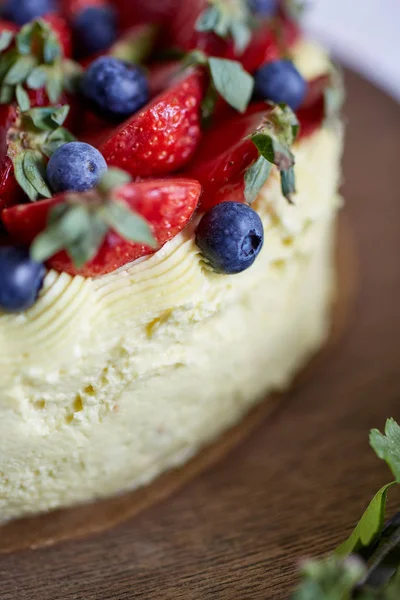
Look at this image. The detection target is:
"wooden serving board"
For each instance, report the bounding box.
[0,71,399,599]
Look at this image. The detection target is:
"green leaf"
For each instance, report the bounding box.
[15,84,31,112]
[97,168,131,195]
[46,70,63,103]
[31,204,92,263]
[200,81,218,127]
[26,66,48,90]
[104,201,157,247]
[3,54,37,85]
[24,106,68,131]
[42,127,76,158]
[291,556,366,600]
[281,166,296,202]
[371,419,400,482]
[0,30,14,53]
[336,483,397,558]
[66,214,108,268]
[244,156,272,205]
[195,0,253,54]
[13,152,40,201]
[209,57,254,113]
[16,23,35,55]
[43,35,61,64]
[0,84,14,104]
[62,59,84,94]
[23,150,52,198]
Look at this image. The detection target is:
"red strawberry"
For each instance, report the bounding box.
[0,105,24,212]
[0,19,18,35]
[296,75,335,139]
[112,0,177,30]
[99,70,205,178]
[186,107,265,210]
[3,178,201,277]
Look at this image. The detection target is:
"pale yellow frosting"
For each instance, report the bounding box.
[0,41,343,522]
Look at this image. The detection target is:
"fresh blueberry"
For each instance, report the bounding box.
[2,0,56,25]
[248,0,278,17]
[196,202,264,275]
[0,247,45,312]
[47,142,108,193]
[73,5,118,58]
[254,59,307,110]
[81,56,149,122]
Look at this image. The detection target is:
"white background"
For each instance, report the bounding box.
[303,0,400,101]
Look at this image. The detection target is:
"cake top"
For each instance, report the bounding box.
[0,0,342,312]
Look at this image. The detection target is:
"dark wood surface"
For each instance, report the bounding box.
[1,71,400,599]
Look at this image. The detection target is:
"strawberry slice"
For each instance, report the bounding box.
[99,70,205,178]
[3,178,201,277]
[186,107,264,210]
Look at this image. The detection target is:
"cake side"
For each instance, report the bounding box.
[0,39,344,522]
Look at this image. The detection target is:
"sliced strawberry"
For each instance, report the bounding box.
[186,107,265,209]
[100,70,205,178]
[296,75,332,139]
[0,104,23,211]
[3,178,201,277]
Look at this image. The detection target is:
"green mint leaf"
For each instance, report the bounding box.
[281,166,296,202]
[26,65,48,89]
[291,556,366,600]
[0,84,14,104]
[0,30,14,53]
[371,419,400,482]
[15,84,31,112]
[0,50,18,81]
[208,57,254,113]
[104,201,157,248]
[196,7,220,33]
[244,155,272,205]
[336,483,397,558]
[97,168,131,195]
[23,150,52,199]
[4,54,38,85]
[111,24,158,64]
[13,152,40,201]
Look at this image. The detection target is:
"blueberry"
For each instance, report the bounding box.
[73,6,118,58]
[254,59,307,110]
[81,56,149,122]
[2,0,56,25]
[248,0,278,17]
[0,247,45,312]
[196,202,264,275]
[47,142,108,193]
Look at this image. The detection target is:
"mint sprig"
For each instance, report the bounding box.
[7,104,75,201]
[195,0,253,54]
[336,419,400,560]
[245,103,299,204]
[0,19,73,107]
[31,168,157,269]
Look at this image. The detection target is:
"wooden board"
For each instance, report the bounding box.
[0,70,400,599]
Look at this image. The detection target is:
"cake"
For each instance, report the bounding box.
[0,0,343,522]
